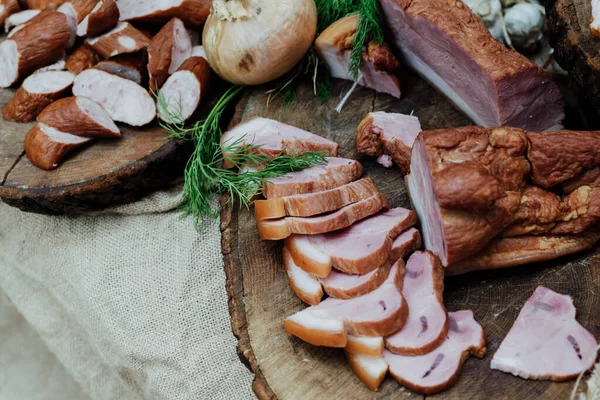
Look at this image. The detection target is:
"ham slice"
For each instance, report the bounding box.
[385,251,448,355]
[345,336,384,356]
[263,157,362,199]
[285,207,417,276]
[116,0,210,28]
[94,52,148,85]
[283,247,323,306]
[65,42,103,75]
[254,178,380,221]
[356,111,422,174]
[284,260,408,346]
[2,70,74,122]
[76,0,119,38]
[37,96,120,138]
[24,123,92,170]
[72,69,156,126]
[491,286,598,381]
[346,352,389,391]
[321,262,392,300]
[0,11,70,88]
[257,193,389,240]
[383,310,486,394]
[379,0,564,131]
[148,17,192,92]
[86,22,150,59]
[221,117,339,169]
[315,14,401,98]
[4,9,38,33]
[388,228,422,262]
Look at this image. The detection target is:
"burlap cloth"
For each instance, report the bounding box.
[0,184,254,400]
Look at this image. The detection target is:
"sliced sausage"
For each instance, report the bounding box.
[157,56,210,123]
[4,9,38,33]
[57,2,78,48]
[2,70,74,122]
[37,96,120,138]
[116,0,210,28]
[72,68,156,126]
[0,0,20,27]
[65,42,103,75]
[76,0,119,38]
[0,11,70,87]
[86,21,150,59]
[94,51,147,85]
[148,17,192,92]
[61,0,98,23]
[38,58,67,72]
[24,123,92,170]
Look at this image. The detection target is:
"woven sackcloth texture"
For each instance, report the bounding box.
[0,184,254,400]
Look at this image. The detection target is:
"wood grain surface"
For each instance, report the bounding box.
[221,77,600,399]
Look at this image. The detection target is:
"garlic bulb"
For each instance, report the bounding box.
[202,0,317,86]
[504,2,544,51]
[462,0,504,41]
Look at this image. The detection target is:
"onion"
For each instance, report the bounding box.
[202,0,317,86]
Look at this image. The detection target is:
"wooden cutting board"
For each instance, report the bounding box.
[221,76,600,399]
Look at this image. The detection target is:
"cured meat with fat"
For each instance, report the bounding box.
[0,11,70,87]
[320,262,392,300]
[116,0,211,28]
[221,117,339,169]
[94,51,148,85]
[24,123,92,170]
[283,247,323,306]
[379,0,564,131]
[2,70,74,122]
[4,9,38,32]
[263,157,362,199]
[383,310,486,394]
[285,207,417,276]
[72,69,156,126]
[257,192,389,240]
[385,251,448,355]
[254,178,380,221]
[284,260,408,345]
[345,336,384,356]
[65,42,103,75]
[157,56,211,123]
[356,111,422,174]
[37,96,120,138]
[76,0,119,38]
[148,17,192,92]
[86,22,150,59]
[346,353,389,391]
[315,14,401,98]
[0,0,20,27]
[388,227,421,262]
[491,286,598,381]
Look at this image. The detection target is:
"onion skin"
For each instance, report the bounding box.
[202,0,317,86]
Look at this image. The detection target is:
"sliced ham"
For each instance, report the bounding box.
[345,336,384,356]
[356,111,422,174]
[315,14,401,98]
[76,0,119,38]
[254,178,380,221]
[147,17,192,92]
[94,51,148,85]
[65,42,103,75]
[2,70,74,122]
[388,227,422,262]
[491,286,598,381]
[379,0,564,131]
[0,0,20,27]
[346,353,389,391]
[285,207,417,276]
[24,123,92,170]
[385,251,448,355]
[383,310,486,394]
[37,96,120,138]
[4,9,38,33]
[257,192,389,240]
[284,260,408,345]
[86,22,150,59]
[320,262,392,300]
[0,11,70,88]
[72,69,156,126]
[157,56,211,123]
[283,247,323,306]
[116,0,210,27]
[221,117,339,169]
[263,157,362,199]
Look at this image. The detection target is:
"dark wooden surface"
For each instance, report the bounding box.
[221,77,600,399]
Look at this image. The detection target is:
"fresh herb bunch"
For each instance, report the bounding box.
[158,86,328,225]
[349,0,384,79]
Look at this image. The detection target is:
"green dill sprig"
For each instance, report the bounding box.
[349,0,384,79]
[158,86,328,225]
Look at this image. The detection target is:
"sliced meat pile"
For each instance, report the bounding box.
[379,0,564,131]
[315,14,401,98]
[491,286,597,381]
[356,111,422,173]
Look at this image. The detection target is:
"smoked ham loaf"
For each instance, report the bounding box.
[116,0,211,28]
[315,14,401,98]
[86,22,150,59]
[2,70,74,122]
[148,17,192,92]
[379,0,564,131]
[257,192,389,240]
[0,10,70,87]
[76,0,119,37]
[24,123,92,170]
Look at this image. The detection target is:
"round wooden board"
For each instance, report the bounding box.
[221,77,600,399]
[0,86,192,215]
